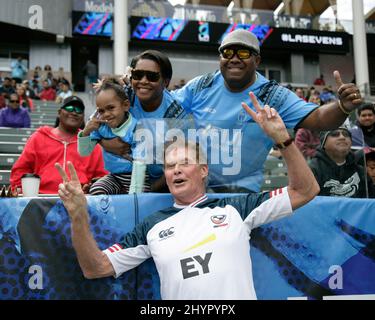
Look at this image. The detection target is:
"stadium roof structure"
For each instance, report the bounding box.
[366,7,375,21]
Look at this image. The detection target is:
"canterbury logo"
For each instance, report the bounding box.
[159,227,175,239]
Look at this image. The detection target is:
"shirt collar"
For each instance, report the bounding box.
[111,113,132,135]
[173,194,208,209]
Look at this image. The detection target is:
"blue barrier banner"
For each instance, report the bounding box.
[0,194,374,300]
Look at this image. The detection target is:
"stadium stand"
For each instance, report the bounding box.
[0,99,291,190]
[0,100,59,186]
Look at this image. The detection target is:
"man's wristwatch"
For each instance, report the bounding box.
[275,137,294,150]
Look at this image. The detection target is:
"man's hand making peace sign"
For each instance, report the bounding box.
[55,161,87,220]
[242,92,290,145]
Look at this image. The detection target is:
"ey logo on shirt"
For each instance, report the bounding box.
[180,252,212,279]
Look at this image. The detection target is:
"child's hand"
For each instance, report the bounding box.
[92,78,103,92]
[82,111,107,136]
[82,183,92,194]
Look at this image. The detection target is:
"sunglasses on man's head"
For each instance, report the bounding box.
[61,105,84,114]
[220,48,258,60]
[10,100,19,103]
[131,69,161,82]
[328,130,351,138]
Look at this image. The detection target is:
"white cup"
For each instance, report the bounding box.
[21,174,41,197]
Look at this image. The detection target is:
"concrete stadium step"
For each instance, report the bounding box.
[0,170,11,185]
[30,122,55,128]
[0,154,20,170]
[33,105,58,110]
[33,107,59,113]
[0,134,30,143]
[0,127,36,135]
[264,159,287,175]
[33,101,60,107]
[31,112,58,118]
[30,114,57,121]
[0,124,53,131]
[0,142,25,153]
[31,109,58,114]
[261,175,289,191]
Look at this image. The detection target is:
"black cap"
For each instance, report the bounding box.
[61,95,85,110]
[60,79,70,86]
[319,126,352,149]
[365,147,375,161]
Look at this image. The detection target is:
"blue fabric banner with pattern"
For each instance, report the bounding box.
[0,194,374,300]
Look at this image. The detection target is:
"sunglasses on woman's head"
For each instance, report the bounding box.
[61,105,84,114]
[220,48,258,60]
[131,69,161,82]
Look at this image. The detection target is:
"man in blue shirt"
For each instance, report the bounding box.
[172,29,362,192]
[11,57,27,84]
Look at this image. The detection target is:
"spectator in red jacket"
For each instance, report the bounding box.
[39,80,56,101]
[10,96,108,194]
[314,74,325,86]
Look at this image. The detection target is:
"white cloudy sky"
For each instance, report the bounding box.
[168,0,375,20]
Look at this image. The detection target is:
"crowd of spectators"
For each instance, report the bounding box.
[0,63,73,128]
[292,84,344,160]
[0,63,73,104]
[1,52,374,199]
[277,83,375,199]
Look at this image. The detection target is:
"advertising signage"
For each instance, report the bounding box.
[262,28,350,54]
[73,11,113,37]
[130,16,273,48]
[130,17,350,54]
[70,10,350,54]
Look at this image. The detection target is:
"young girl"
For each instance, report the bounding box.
[95,50,189,192]
[78,78,148,195]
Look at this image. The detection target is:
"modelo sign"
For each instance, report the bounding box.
[263,28,350,54]
[74,0,114,13]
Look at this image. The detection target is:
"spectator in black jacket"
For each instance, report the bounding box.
[350,103,375,148]
[309,127,375,198]
[0,77,15,99]
[365,149,375,186]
